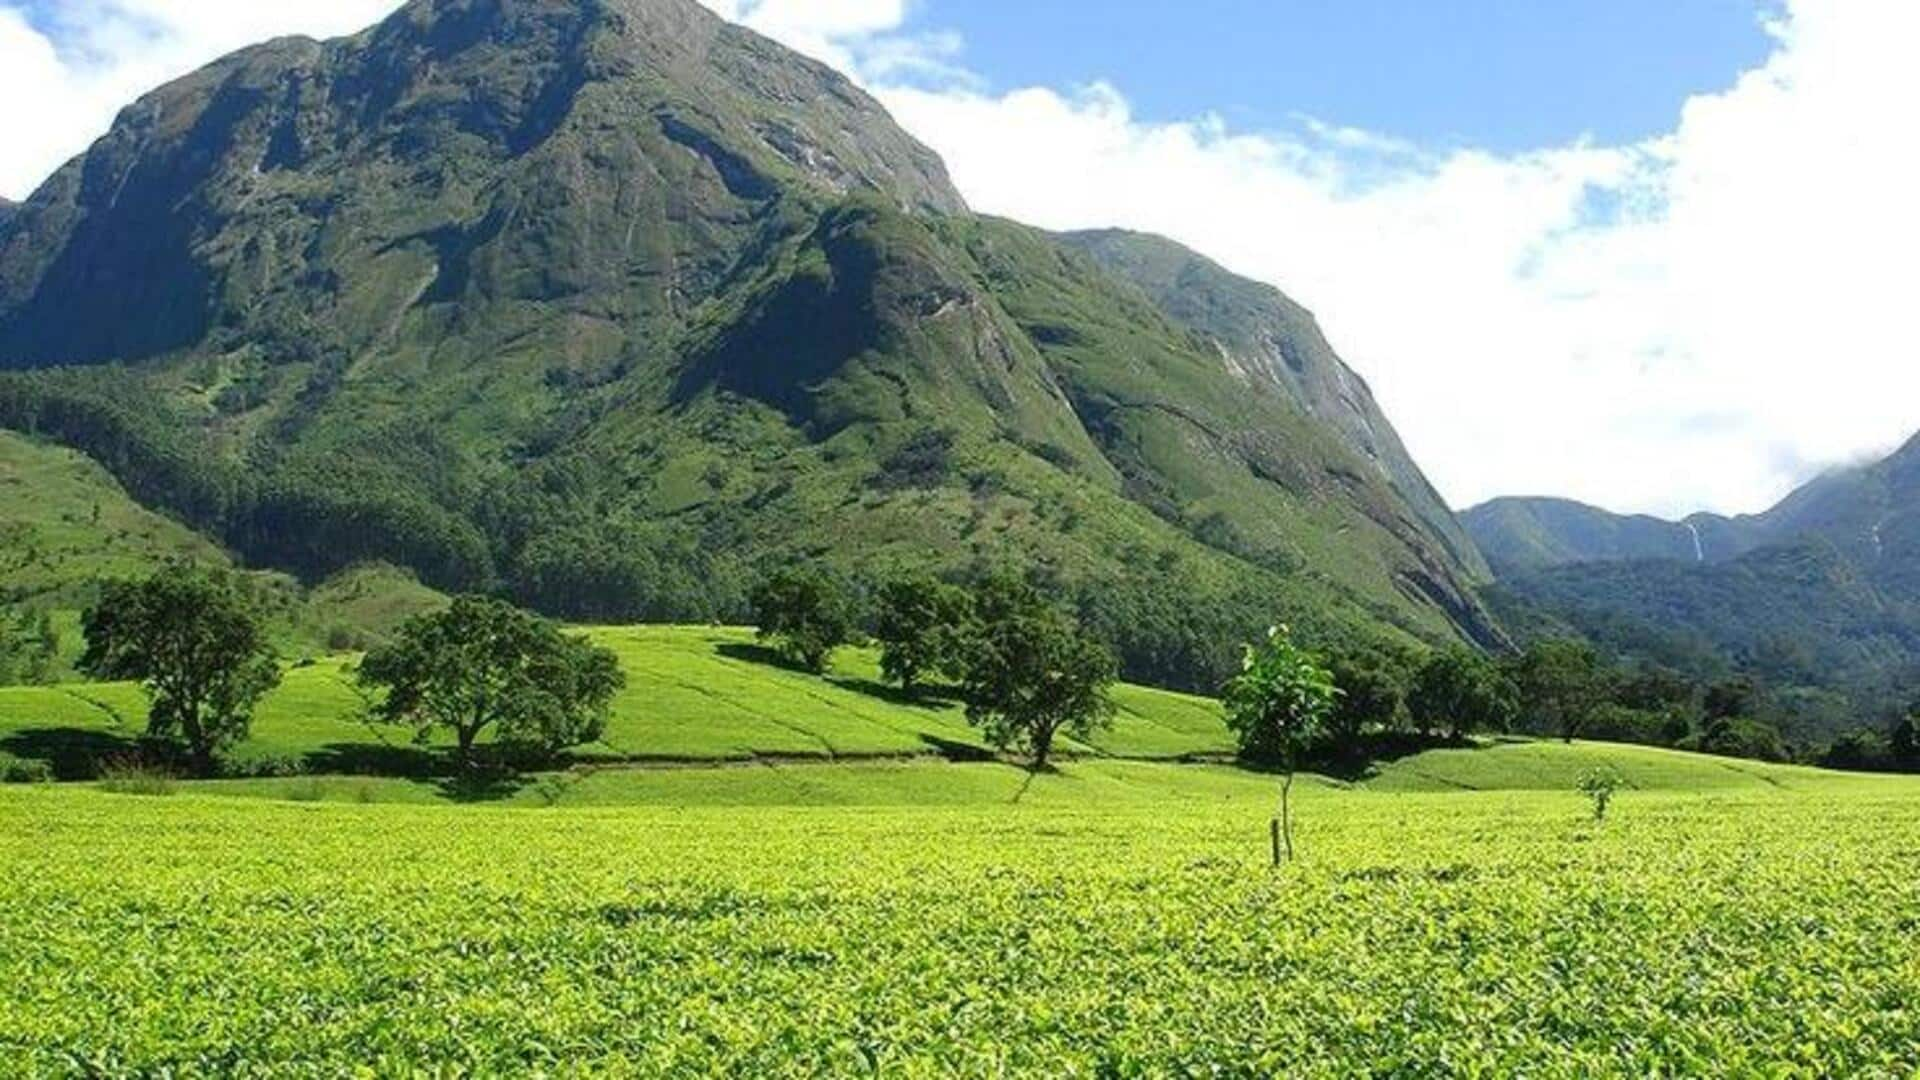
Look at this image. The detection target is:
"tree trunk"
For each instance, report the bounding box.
[457,725,478,767]
[1031,723,1055,772]
[1279,770,1296,863]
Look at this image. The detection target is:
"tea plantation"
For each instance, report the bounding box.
[3,762,1918,1074]
[3,625,1918,1074]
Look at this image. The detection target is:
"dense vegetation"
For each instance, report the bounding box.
[3,761,1917,1072]
[1471,436,1920,744]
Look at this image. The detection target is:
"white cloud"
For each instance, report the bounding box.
[3,0,1915,518]
[862,1,1920,518]
[0,0,396,196]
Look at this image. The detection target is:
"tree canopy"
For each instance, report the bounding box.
[958,590,1116,770]
[80,565,281,774]
[357,596,625,766]
[751,567,859,673]
[873,575,974,694]
[1408,649,1516,741]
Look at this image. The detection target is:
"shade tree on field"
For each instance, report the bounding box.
[1508,640,1607,743]
[957,578,1117,771]
[1324,649,1409,750]
[873,574,975,695]
[357,596,625,767]
[80,564,282,776]
[751,567,860,673]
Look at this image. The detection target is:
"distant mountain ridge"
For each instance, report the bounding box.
[1467,434,1920,581]
[0,0,1500,690]
[1475,435,1920,739]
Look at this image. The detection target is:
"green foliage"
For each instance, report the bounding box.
[357,597,626,765]
[1223,626,1339,767]
[1509,640,1607,742]
[1223,625,1339,862]
[0,754,51,784]
[1577,767,1623,822]
[751,568,859,673]
[1326,650,1408,746]
[872,575,974,693]
[1893,711,1920,771]
[1408,649,1517,741]
[79,565,281,775]
[957,592,1117,770]
[0,608,57,686]
[96,758,177,796]
[1684,715,1791,763]
[11,763,1920,1071]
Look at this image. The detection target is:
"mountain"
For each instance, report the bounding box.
[1468,435,1920,581]
[0,197,14,227]
[1464,498,1718,577]
[1477,435,1920,738]
[0,0,1500,692]
[1057,229,1489,583]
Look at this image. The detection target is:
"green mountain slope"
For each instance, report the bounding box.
[1058,229,1488,584]
[0,0,1497,690]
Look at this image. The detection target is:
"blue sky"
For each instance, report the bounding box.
[896,0,1779,151]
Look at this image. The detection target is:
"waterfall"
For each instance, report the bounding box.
[1683,522,1705,563]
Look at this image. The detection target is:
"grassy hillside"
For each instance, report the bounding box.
[2,764,1916,1072]
[0,625,1232,778]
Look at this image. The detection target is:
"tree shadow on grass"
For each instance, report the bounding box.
[1278,731,1482,783]
[303,742,443,779]
[917,734,997,762]
[432,767,537,804]
[831,677,965,710]
[714,641,814,673]
[0,727,138,780]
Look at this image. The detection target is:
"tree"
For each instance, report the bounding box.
[958,597,1116,771]
[751,567,857,673]
[80,565,281,775]
[1408,649,1516,741]
[0,608,59,686]
[873,575,974,694]
[1892,707,1920,771]
[1223,626,1340,864]
[1703,678,1757,723]
[1511,640,1606,742]
[358,596,625,766]
[1325,651,1406,752]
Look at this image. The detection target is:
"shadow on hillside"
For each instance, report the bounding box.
[432,768,536,804]
[1234,732,1480,783]
[304,742,443,779]
[918,734,997,762]
[0,727,137,780]
[834,677,964,710]
[714,641,814,673]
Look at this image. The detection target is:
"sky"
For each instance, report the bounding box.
[2,0,1916,519]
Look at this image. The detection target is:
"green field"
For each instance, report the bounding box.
[0,626,1231,777]
[3,757,1917,1074]
[6,624,1919,1073]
